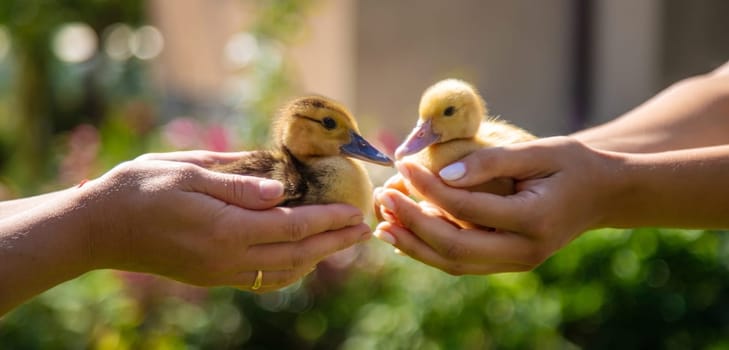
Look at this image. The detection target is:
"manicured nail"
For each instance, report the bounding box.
[374,230,397,245]
[378,192,395,212]
[259,179,284,200]
[439,162,466,181]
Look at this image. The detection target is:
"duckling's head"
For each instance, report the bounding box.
[274,96,392,166]
[395,79,486,159]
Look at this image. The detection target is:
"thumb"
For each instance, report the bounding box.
[190,168,284,210]
[436,140,558,188]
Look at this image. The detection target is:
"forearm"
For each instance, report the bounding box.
[599,145,729,229]
[573,70,729,153]
[0,190,68,218]
[0,189,92,315]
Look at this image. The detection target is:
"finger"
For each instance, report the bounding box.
[240,204,365,245]
[376,188,460,238]
[375,222,532,275]
[136,150,252,167]
[377,188,537,264]
[418,200,465,227]
[373,187,386,222]
[432,141,558,187]
[375,173,419,221]
[243,223,371,270]
[397,161,530,231]
[385,172,427,200]
[232,266,315,293]
[187,168,284,209]
[383,173,409,193]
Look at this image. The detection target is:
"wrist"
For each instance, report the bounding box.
[575,146,632,230]
[53,186,99,273]
[591,150,640,229]
[77,176,135,271]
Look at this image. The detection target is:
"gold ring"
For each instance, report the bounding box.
[251,270,263,290]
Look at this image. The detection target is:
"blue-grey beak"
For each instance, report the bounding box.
[341,130,393,166]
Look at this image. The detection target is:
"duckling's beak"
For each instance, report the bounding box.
[395,118,439,159]
[341,130,393,166]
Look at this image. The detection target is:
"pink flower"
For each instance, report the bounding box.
[203,123,231,151]
[163,117,204,149]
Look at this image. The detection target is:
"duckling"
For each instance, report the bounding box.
[395,79,535,196]
[213,96,392,214]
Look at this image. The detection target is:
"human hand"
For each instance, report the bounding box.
[82,151,371,292]
[373,137,620,275]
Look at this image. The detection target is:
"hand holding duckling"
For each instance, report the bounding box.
[375,138,603,275]
[373,64,729,275]
[377,79,535,228]
[1,150,374,314]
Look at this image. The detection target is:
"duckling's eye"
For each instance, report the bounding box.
[443,106,456,117]
[322,117,337,130]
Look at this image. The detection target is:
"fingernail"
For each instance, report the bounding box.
[439,162,466,181]
[259,179,284,200]
[381,210,397,224]
[359,229,373,241]
[374,230,397,245]
[349,214,364,226]
[394,248,405,256]
[395,161,411,178]
[378,192,395,212]
[373,187,383,200]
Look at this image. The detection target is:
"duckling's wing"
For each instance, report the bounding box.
[210,150,307,204]
[477,119,536,146]
[210,150,279,178]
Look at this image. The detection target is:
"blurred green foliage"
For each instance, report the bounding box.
[2,1,729,349]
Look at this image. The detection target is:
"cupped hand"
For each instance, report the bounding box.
[373,137,622,275]
[83,151,370,292]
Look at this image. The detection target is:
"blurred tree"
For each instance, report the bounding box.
[0,0,144,191]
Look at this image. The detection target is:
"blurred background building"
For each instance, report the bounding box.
[156,0,729,137]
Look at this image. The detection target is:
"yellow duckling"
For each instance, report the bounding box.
[395,79,535,195]
[214,96,392,214]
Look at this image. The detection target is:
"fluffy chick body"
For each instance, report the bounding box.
[213,96,391,214]
[397,79,536,196]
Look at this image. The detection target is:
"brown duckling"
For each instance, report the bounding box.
[213,96,392,214]
[395,79,535,196]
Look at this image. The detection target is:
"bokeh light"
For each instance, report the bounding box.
[53,22,97,63]
[224,32,259,68]
[103,23,133,61]
[130,25,164,60]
